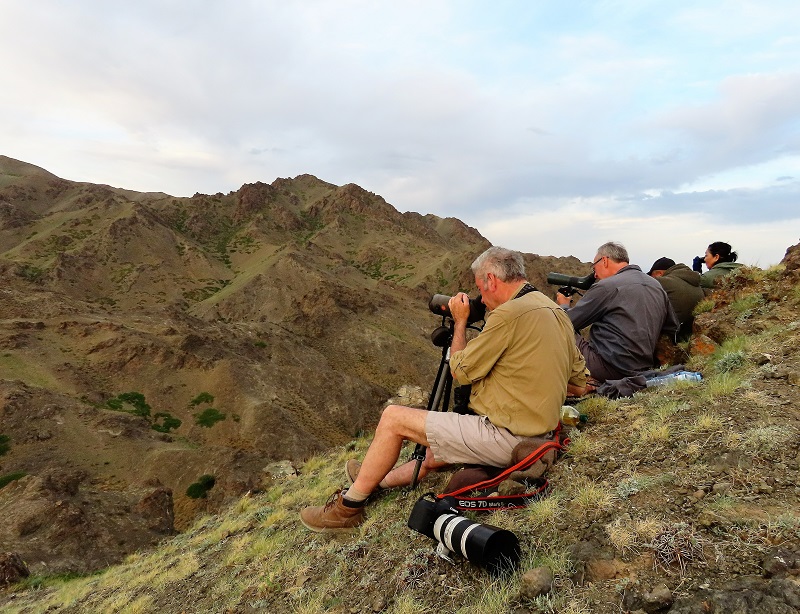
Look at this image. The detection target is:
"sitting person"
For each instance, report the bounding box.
[692,241,743,290]
[647,257,704,341]
[556,242,678,382]
[300,246,587,532]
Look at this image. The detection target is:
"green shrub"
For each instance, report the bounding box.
[714,350,747,373]
[16,264,44,283]
[194,408,226,428]
[106,392,151,417]
[197,474,216,489]
[0,471,27,489]
[189,392,215,407]
[730,293,765,315]
[692,298,715,316]
[186,474,216,499]
[152,412,182,433]
[0,434,10,456]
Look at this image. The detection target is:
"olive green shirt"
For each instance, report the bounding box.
[450,286,586,437]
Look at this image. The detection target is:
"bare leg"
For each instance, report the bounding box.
[351,405,436,494]
[380,448,450,488]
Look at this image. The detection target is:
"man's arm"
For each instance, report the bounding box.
[447,293,470,356]
[449,304,509,384]
[561,284,611,331]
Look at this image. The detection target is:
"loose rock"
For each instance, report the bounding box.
[520,567,553,599]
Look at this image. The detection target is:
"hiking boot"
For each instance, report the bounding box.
[300,490,365,533]
[345,459,384,493]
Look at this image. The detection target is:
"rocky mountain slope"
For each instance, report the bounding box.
[0,156,586,573]
[1,245,798,613]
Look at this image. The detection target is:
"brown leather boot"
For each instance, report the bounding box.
[300,490,365,533]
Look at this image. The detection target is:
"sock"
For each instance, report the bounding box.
[378,478,391,489]
[342,487,369,506]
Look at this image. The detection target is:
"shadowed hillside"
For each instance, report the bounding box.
[0,156,587,574]
[1,245,798,612]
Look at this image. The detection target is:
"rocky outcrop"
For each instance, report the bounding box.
[0,553,30,586]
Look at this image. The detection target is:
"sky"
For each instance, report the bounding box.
[2,1,799,269]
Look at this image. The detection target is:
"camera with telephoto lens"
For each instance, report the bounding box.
[546,271,596,297]
[428,293,486,325]
[407,494,520,575]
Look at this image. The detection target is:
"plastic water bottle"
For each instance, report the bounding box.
[560,406,587,426]
[645,371,703,388]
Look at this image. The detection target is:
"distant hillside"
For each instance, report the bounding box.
[0,155,588,574]
[2,246,798,613]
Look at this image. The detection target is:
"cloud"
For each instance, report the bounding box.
[1,1,799,265]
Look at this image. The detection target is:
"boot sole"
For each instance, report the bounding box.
[300,517,360,534]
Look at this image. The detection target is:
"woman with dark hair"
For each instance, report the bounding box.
[692,241,743,289]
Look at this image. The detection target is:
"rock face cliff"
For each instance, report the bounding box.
[0,155,587,573]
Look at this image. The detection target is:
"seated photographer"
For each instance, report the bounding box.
[556,242,678,382]
[692,241,743,291]
[300,246,587,533]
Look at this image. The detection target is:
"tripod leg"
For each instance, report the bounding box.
[410,371,452,488]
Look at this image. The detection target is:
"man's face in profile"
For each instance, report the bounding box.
[474,274,498,311]
[592,254,611,280]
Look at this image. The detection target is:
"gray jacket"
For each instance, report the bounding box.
[566,265,678,376]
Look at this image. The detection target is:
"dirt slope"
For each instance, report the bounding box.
[0,155,587,574]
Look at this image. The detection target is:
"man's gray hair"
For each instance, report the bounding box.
[596,241,629,263]
[471,246,526,282]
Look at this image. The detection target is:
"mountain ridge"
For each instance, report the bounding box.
[0,155,587,574]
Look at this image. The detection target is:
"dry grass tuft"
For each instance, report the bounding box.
[563,429,604,459]
[692,411,723,432]
[650,523,705,574]
[703,372,746,397]
[575,396,619,423]
[568,479,616,517]
[731,424,798,454]
[606,515,667,557]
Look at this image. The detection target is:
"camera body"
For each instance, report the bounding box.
[546,271,595,297]
[428,294,486,324]
[407,494,520,575]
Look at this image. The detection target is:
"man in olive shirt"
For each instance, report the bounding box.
[300,246,587,532]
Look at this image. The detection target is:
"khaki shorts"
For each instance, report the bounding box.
[425,412,525,467]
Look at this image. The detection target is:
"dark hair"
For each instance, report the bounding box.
[708,242,738,263]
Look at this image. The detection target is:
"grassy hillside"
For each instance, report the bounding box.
[1,155,592,576]
[2,261,798,613]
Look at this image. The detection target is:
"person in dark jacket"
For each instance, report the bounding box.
[692,242,744,290]
[647,257,704,341]
[556,242,678,382]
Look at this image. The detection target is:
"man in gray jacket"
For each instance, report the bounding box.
[556,242,678,382]
[648,257,704,341]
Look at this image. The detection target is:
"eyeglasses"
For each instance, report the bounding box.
[592,257,604,270]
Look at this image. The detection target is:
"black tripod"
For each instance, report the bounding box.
[409,319,455,488]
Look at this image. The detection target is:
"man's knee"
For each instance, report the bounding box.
[378,404,406,428]
[377,405,427,436]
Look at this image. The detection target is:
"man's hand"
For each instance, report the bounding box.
[555,291,571,307]
[448,293,470,356]
[447,293,471,325]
